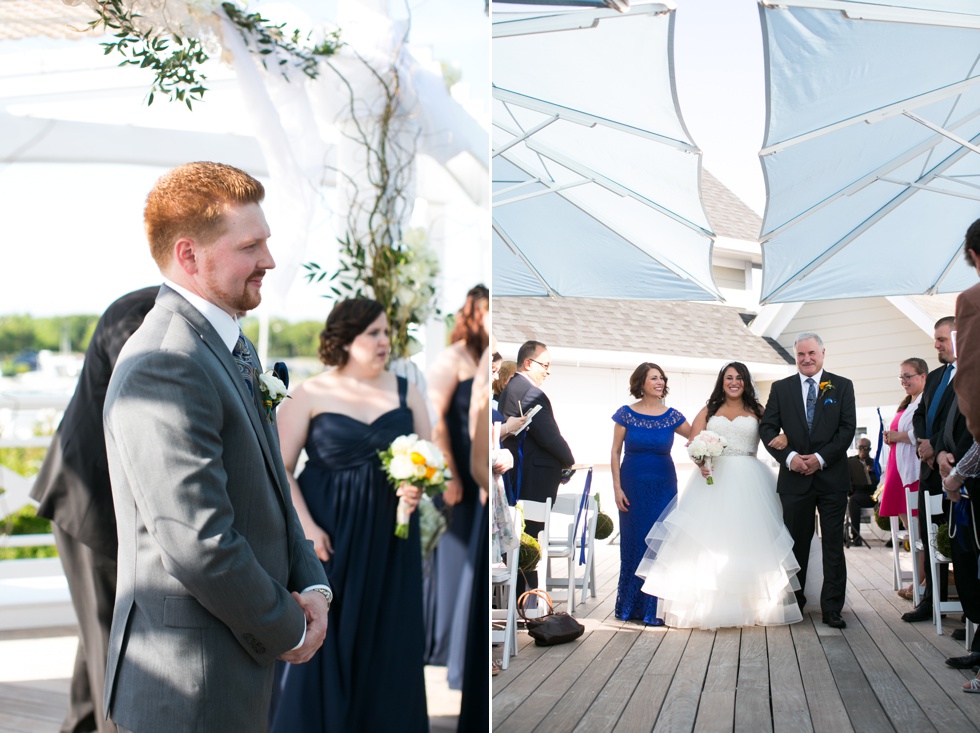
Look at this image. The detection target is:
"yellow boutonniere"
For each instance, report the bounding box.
[819,380,834,394]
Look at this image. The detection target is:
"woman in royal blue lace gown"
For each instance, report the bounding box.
[269,299,431,733]
[611,362,691,625]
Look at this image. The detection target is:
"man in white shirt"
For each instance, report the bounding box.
[102,162,330,733]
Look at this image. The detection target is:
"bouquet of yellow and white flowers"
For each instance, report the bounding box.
[687,429,727,485]
[379,433,452,539]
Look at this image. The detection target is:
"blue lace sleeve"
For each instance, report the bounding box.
[612,406,628,427]
[667,407,686,428]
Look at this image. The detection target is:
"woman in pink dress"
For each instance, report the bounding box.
[881,357,928,600]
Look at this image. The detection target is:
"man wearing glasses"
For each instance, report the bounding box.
[498,340,575,595]
[846,437,877,547]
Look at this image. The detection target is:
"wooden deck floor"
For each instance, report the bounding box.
[493,536,980,732]
[0,629,461,733]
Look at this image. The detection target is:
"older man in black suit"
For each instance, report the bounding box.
[760,332,856,629]
[904,316,958,623]
[498,340,574,592]
[30,286,158,733]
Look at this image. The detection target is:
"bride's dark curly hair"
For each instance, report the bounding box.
[318,298,385,367]
[705,362,763,420]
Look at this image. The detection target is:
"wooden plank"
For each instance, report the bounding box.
[536,619,641,732]
[492,594,619,730]
[821,635,892,733]
[840,587,936,733]
[572,625,665,733]
[613,628,693,733]
[693,627,739,733]
[734,626,771,733]
[768,624,813,733]
[652,630,715,733]
[791,617,854,733]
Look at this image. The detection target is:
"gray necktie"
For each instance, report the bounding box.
[805,377,816,432]
[232,331,256,398]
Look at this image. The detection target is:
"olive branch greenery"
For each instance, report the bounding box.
[89,0,340,109]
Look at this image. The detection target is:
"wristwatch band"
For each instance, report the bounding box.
[311,586,333,610]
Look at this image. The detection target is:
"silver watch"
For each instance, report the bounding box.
[311,586,333,610]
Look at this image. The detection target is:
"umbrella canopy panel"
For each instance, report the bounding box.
[759,0,980,304]
[492,3,720,300]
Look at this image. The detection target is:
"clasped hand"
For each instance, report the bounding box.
[790,454,820,475]
[279,590,329,664]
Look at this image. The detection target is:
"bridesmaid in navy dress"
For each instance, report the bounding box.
[270,299,431,732]
[611,362,691,625]
[424,285,488,672]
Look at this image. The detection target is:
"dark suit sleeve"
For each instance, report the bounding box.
[760,381,788,464]
[522,392,574,468]
[956,285,980,439]
[912,372,933,443]
[815,377,856,467]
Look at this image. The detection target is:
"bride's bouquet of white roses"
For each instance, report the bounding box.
[688,430,727,485]
[378,434,452,539]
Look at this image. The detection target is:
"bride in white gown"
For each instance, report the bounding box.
[636,362,804,629]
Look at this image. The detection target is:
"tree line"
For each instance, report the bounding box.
[0,314,325,374]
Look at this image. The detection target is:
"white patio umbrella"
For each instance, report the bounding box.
[492,2,721,300]
[758,0,980,304]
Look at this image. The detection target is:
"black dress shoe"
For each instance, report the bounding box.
[902,600,932,622]
[953,628,967,641]
[823,611,846,629]
[945,652,980,669]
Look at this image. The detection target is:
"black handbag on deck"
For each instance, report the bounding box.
[518,589,585,646]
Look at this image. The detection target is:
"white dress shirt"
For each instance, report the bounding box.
[786,370,826,470]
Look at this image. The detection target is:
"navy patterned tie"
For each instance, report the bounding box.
[232,331,255,398]
[805,377,816,432]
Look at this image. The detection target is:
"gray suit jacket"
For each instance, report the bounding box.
[103,286,327,732]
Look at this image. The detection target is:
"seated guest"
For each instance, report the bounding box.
[847,437,877,546]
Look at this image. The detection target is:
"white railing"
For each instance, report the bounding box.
[0,389,74,630]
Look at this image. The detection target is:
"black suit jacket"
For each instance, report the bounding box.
[497,374,574,504]
[913,364,958,491]
[30,286,159,557]
[760,370,856,495]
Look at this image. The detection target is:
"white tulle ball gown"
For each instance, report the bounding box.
[635,415,803,629]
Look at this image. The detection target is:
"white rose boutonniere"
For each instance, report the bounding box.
[257,371,289,421]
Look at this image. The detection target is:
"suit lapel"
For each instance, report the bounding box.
[786,375,808,432]
[159,289,289,512]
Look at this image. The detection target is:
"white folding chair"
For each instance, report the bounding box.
[544,493,598,614]
[905,486,923,607]
[890,516,912,591]
[925,491,962,636]
[491,507,521,670]
[519,498,551,594]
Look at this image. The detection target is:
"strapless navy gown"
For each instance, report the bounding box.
[270,377,428,732]
[423,378,478,667]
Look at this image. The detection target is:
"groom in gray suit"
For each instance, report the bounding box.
[103,162,331,732]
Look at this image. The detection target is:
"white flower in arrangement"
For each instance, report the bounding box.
[390,433,419,456]
[412,440,444,469]
[388,454,417,481]
[688,429,727,485]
